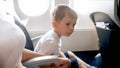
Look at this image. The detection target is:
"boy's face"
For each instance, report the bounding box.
[55,15,77,37]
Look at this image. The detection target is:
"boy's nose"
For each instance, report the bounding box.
[69,26,74,31]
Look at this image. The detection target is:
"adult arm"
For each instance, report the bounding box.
[22,49,45,62]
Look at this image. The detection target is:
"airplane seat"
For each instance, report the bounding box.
[14,16,43,51]
[14,16,34,51]
[90,12,120,68]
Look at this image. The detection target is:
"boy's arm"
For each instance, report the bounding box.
[59,51,66,58]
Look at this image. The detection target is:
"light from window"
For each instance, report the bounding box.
[18,0,49,16]
[73,0,114,15]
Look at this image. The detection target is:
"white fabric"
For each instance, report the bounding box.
[34,30,62,55]
[0,10,26,68]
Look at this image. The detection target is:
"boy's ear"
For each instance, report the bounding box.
[52,21,56,27]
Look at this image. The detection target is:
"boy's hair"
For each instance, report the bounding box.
[52,4,78,22]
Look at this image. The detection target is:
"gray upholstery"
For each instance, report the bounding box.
[90,12,120,30]
[14,16,34,51]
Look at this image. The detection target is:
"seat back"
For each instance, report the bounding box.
[90,12,120,67]
[14,16,34,51]
[90,12,120,30]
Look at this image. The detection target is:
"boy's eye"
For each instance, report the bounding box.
[73,23,76,27]
[66,23,70,26]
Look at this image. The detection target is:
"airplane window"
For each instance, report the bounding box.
[18,0,49,16]
[0,0,13,14]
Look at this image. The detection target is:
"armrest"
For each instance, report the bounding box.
[31,35,42,41]
[31,35,42,47]
[23,55,59,68]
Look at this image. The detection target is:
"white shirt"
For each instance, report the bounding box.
[34,30,62,55]
[0,10,26,68]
